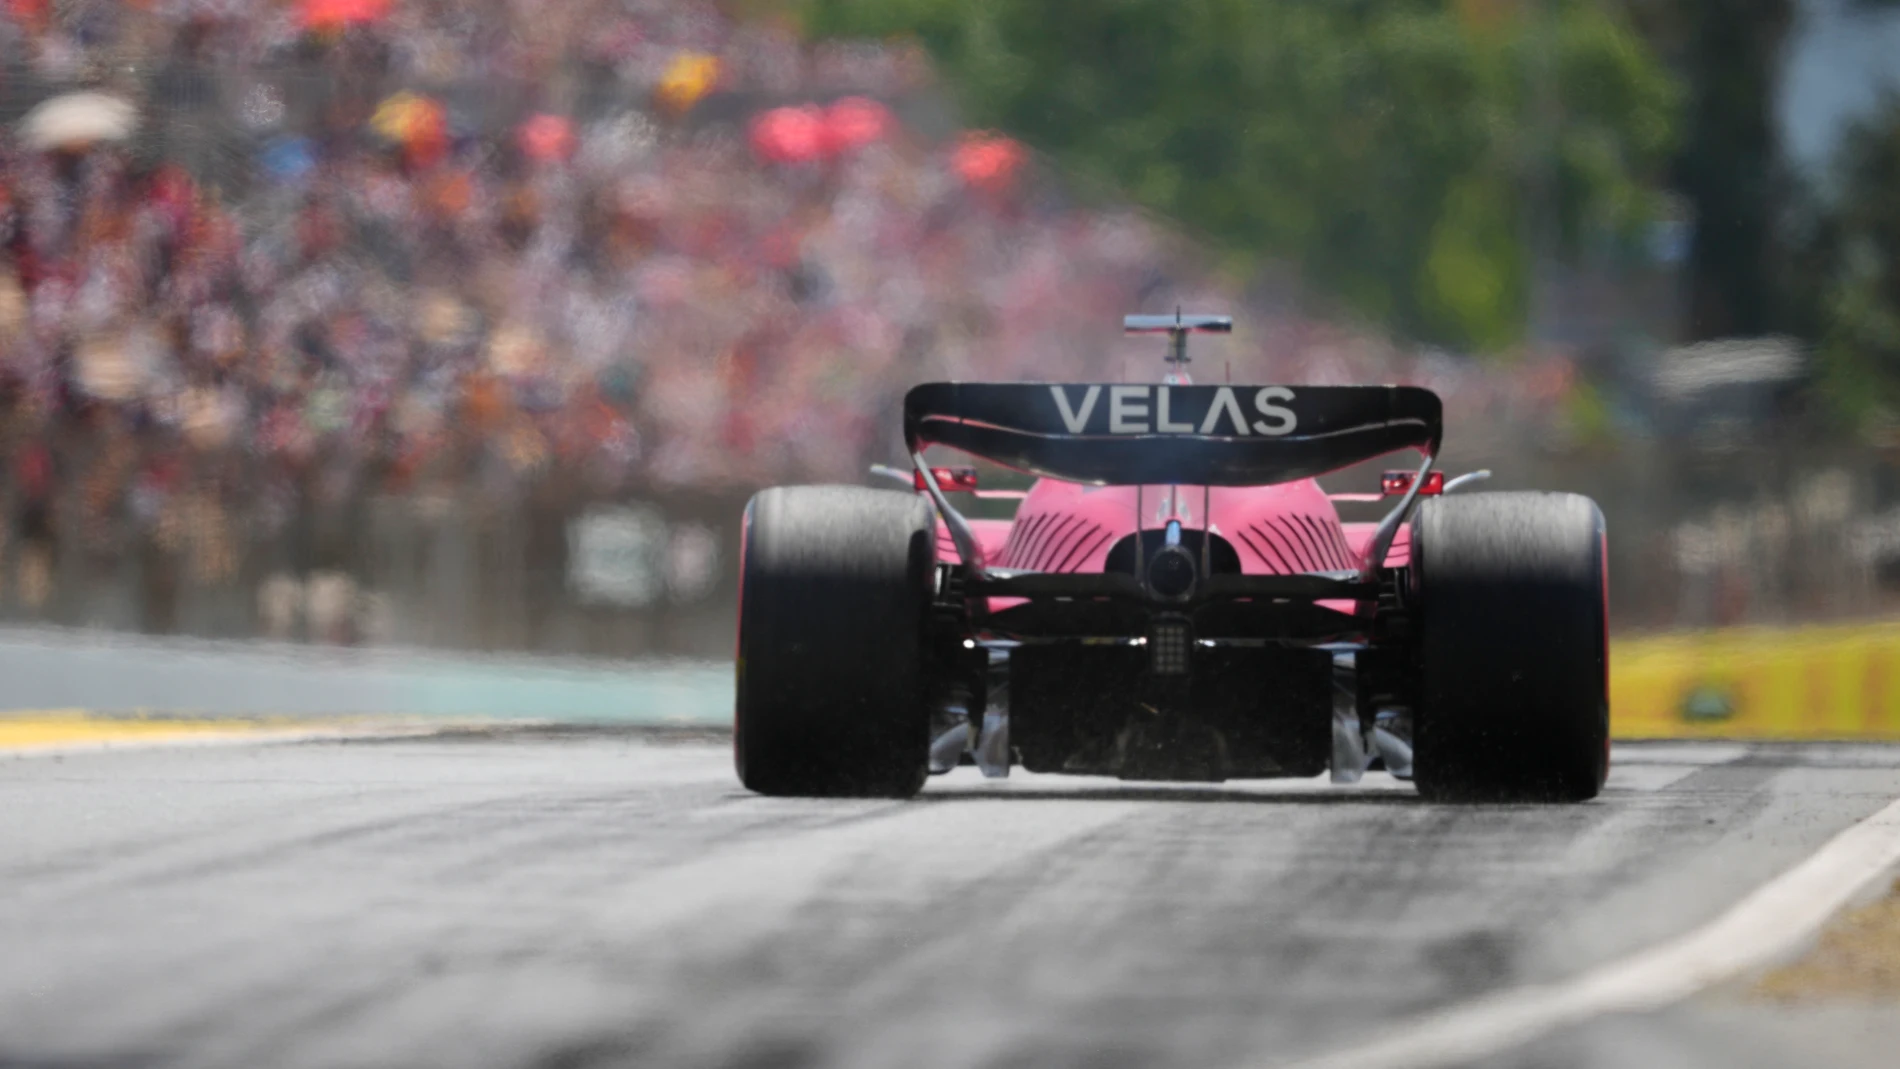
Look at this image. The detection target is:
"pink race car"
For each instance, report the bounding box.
[736,315,1609,802]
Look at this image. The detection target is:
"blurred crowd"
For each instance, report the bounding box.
[0,0,1576,631]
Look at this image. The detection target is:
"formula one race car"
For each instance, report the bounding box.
[736,315,1608,803]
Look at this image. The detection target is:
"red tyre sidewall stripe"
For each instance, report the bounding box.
[733,502,752,769]
[1600,522,1612,782]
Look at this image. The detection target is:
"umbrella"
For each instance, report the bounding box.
[370,91,448,168]
[517,114,576,164]
[300,0,391,31]
[748,106,827,165]
[824,97,894,155]
[656,52,721,114]
[18,91,137,151]
[952,131,1027,194]
[259,136,316,184]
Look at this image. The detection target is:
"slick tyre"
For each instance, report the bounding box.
[735,485,936,798]
[1411,492,1609,803]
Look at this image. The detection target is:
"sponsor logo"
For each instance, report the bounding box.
[1048,385,1298,436]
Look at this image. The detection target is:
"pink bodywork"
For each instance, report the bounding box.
[934,479,1412,574]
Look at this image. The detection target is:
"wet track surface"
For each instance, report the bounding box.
[3,731,1899,1069]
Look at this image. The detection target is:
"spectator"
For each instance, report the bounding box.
[0,0,1573,635]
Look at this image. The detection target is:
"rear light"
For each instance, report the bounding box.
[1148,617,1192,675]
[1381,470,1445,497]
[915,466,979,492]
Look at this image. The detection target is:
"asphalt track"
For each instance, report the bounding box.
[5,732,1900,1069]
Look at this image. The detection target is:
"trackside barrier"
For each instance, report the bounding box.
[1612,621,1900,739]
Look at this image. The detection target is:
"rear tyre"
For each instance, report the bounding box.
[1411,492,1608,803]
[735,485,937,797]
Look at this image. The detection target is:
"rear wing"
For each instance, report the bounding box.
[903,383,1441,487]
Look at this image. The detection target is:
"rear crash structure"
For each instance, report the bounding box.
[735,315,1609,803]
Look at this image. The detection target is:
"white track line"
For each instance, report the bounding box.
[1274,794,1900,1069]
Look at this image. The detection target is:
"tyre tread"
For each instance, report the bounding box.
[1411,491,1609,803]
[736,485,936,797]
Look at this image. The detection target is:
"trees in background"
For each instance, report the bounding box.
[799,0,1900,437]
[1814,97,1900,432]
[1621,0,1900,434]
[1624,0,1795,340]
[800,0,1679,353]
